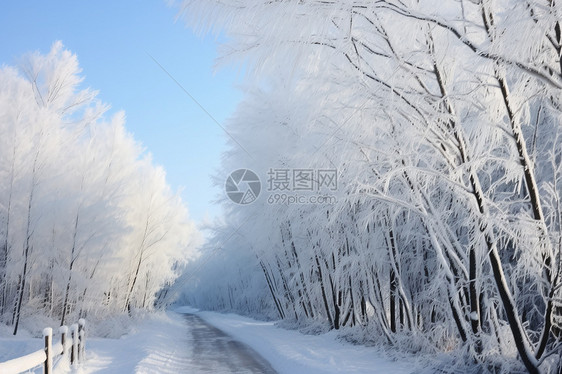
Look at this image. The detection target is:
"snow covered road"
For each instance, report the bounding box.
[82,308,415,373]
[182,313,277,373]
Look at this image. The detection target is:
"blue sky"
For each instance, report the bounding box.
[0,1,242,223]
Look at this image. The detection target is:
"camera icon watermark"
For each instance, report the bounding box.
[225,169,261,205]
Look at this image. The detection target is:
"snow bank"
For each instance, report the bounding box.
[71,312,193,374]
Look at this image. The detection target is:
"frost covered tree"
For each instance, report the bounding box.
[0,42,199,334]
[178,0,562,372]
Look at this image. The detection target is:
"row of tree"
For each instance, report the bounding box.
[0,42,199,335]
[180,0,562,372]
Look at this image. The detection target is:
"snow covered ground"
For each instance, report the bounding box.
[0,307,415,373]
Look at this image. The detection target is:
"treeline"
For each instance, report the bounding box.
[0,42,198,335]
[179,0,562,372]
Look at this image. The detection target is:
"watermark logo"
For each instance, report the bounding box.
[225,168,338,206]
[225,169,261,205]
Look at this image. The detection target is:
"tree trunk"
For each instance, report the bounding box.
[13,158,38,336]
[260,260,285,319]
[123,253,143,314]
[390,268,397,333]
[315,254,334,329]
[469,245,481,352]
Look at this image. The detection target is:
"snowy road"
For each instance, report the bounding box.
[183,313,277,374]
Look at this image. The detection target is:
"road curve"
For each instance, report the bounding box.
[182,313,278,374]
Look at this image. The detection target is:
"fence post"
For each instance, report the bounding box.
[43,327,52,374]
[70,324,78,365]
[59,326,68,361]
[78,319,86,361]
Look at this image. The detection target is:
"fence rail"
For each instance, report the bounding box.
[0,319,86,374]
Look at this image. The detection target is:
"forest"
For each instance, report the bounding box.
[0,42,199,336]
[179,0,562,373]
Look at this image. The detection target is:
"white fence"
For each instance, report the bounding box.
[0,319,86,374]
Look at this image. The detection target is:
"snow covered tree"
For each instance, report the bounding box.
[178,0,562,372]
[0,42,199,333]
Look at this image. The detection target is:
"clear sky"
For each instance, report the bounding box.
[0,1,242,224]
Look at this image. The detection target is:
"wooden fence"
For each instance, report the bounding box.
[0,319,86,374]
